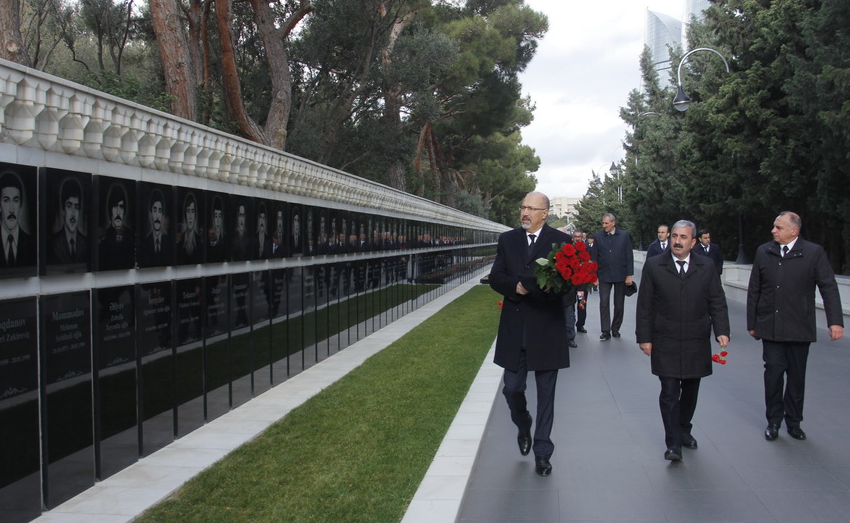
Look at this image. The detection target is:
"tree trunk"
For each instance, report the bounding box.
[246,0,311,150]
[0,0,32,66]
[149,0,198,120]
[215,0,265,144]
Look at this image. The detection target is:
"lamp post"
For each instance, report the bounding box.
[673,47,730,111]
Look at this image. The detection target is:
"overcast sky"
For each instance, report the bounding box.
[518,0,685,199]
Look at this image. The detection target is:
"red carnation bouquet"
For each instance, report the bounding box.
[533,241,598,293]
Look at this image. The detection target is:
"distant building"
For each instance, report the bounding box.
[644,1,711,75]
[550,197,581,231]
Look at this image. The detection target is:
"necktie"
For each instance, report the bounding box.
[782,245,789,257]
[7,235,15,265]
[676,260,687,278]
[156,238,160,253]
[528,233,536,251]
[661,242,666,250]
[70,238,76,257]
[704,245,709,253]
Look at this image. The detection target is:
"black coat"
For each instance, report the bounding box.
[489,224,572,371]
[636,253,730,379]
[646,239,669,258]
[693,242,723,275]
[591,227,634,283]
[747,238,843,342]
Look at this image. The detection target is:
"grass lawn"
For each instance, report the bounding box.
[136,283,501,523]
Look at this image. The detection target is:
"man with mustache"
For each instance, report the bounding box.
[139,187,172,267]
[98,182,135,270]
[50,177,89,265]
[0,171,34,268]
[489,191,573,477]
[636,220,729,461]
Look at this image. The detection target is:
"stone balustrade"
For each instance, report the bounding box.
[0,58,505,232]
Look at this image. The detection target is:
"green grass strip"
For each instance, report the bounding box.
[137,284,501,523]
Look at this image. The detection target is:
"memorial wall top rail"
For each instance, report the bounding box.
[0,58,508,233]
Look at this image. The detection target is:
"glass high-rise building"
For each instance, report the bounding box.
[645,9,682,72]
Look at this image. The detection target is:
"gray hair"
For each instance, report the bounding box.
[525,191,550,210]
[602,213,616,222]
[672,219,697,238]
[779,211,802,230]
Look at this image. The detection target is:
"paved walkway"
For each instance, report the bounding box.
[456,282,850,523]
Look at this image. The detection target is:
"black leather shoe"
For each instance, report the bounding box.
[788,426,807,440]
[568,340,578,348]
[682,433,698,449]
[765,424,780,441]
[664,448,682,461]
[600,332,611,341]
[612,331,621,338]
[577,326,587,333]
[517,414,532,456]
[535,456,552,476]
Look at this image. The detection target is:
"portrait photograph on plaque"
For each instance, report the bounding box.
[93,285,137,480]
[39,290,94,509]
[40,167,92,275]
[255,200,274,260]
[176,188,205,266]
[137,182,175,269]
[230,196,254,262]
[290,204,303,256]
[270,201,287,258]
[135,281,175,456]
[0,163,38,281]
[94,176,136,272]
[0,297,39,523]
[175,278,204,437]
[316,207,329,255]
[205,192,229,263]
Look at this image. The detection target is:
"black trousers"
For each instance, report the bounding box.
[502,350,559,458]
[598,281,625,333]
[658,376,701,450]
[576,291,587,328]
[762,340,810,428]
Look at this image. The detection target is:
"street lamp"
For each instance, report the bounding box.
[673,47,730,111]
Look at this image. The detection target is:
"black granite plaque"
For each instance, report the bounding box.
[93,176,136,271]
[137,182,175,269]
[251,271,272,394]
[270,268,288,382]
[0,297,39,523]
[176,188,205,266]
[40,168,92,275]
[230,272,252,407]
[0,163,38,281]
[136,281,174,455]
[287,267,303,373]
[255,200,274,260]
[204,275,229,420]
[270,201,288,258]
[93,286,137,480]
[290,204,303,256]
[175,278,204,437]
[39,291,94,509]
[230,197,253,262]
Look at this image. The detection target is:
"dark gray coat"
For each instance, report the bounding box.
[636,253,730,379]
[591,227,634,283]
[747,238,843,342]
[489,224,572,371]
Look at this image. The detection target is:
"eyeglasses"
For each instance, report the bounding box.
[519,206,547,212]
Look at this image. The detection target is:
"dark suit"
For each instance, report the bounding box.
[139,232,173,268]
[49,230,89,265]
[489,224,572,458]
[0,229,35,267]
[177,230,203,265]
[591,227,634,334]
[747,238,843,429]
[98,228,135,270]
[646,239,669,258]
[693,242,723,275]
[636,253,730,450]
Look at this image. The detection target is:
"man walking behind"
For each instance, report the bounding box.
[591,213,634,340]
[747,211,843,441]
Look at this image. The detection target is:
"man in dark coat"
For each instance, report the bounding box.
[645,224,670,258]
[0,171,35,269]
[591,213,634,339]
[636,219,730,461]
[693,229,723,275]
[747,211,843,441]
[489,191,573,477]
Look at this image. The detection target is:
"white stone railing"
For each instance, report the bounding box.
[0,58,507,233]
